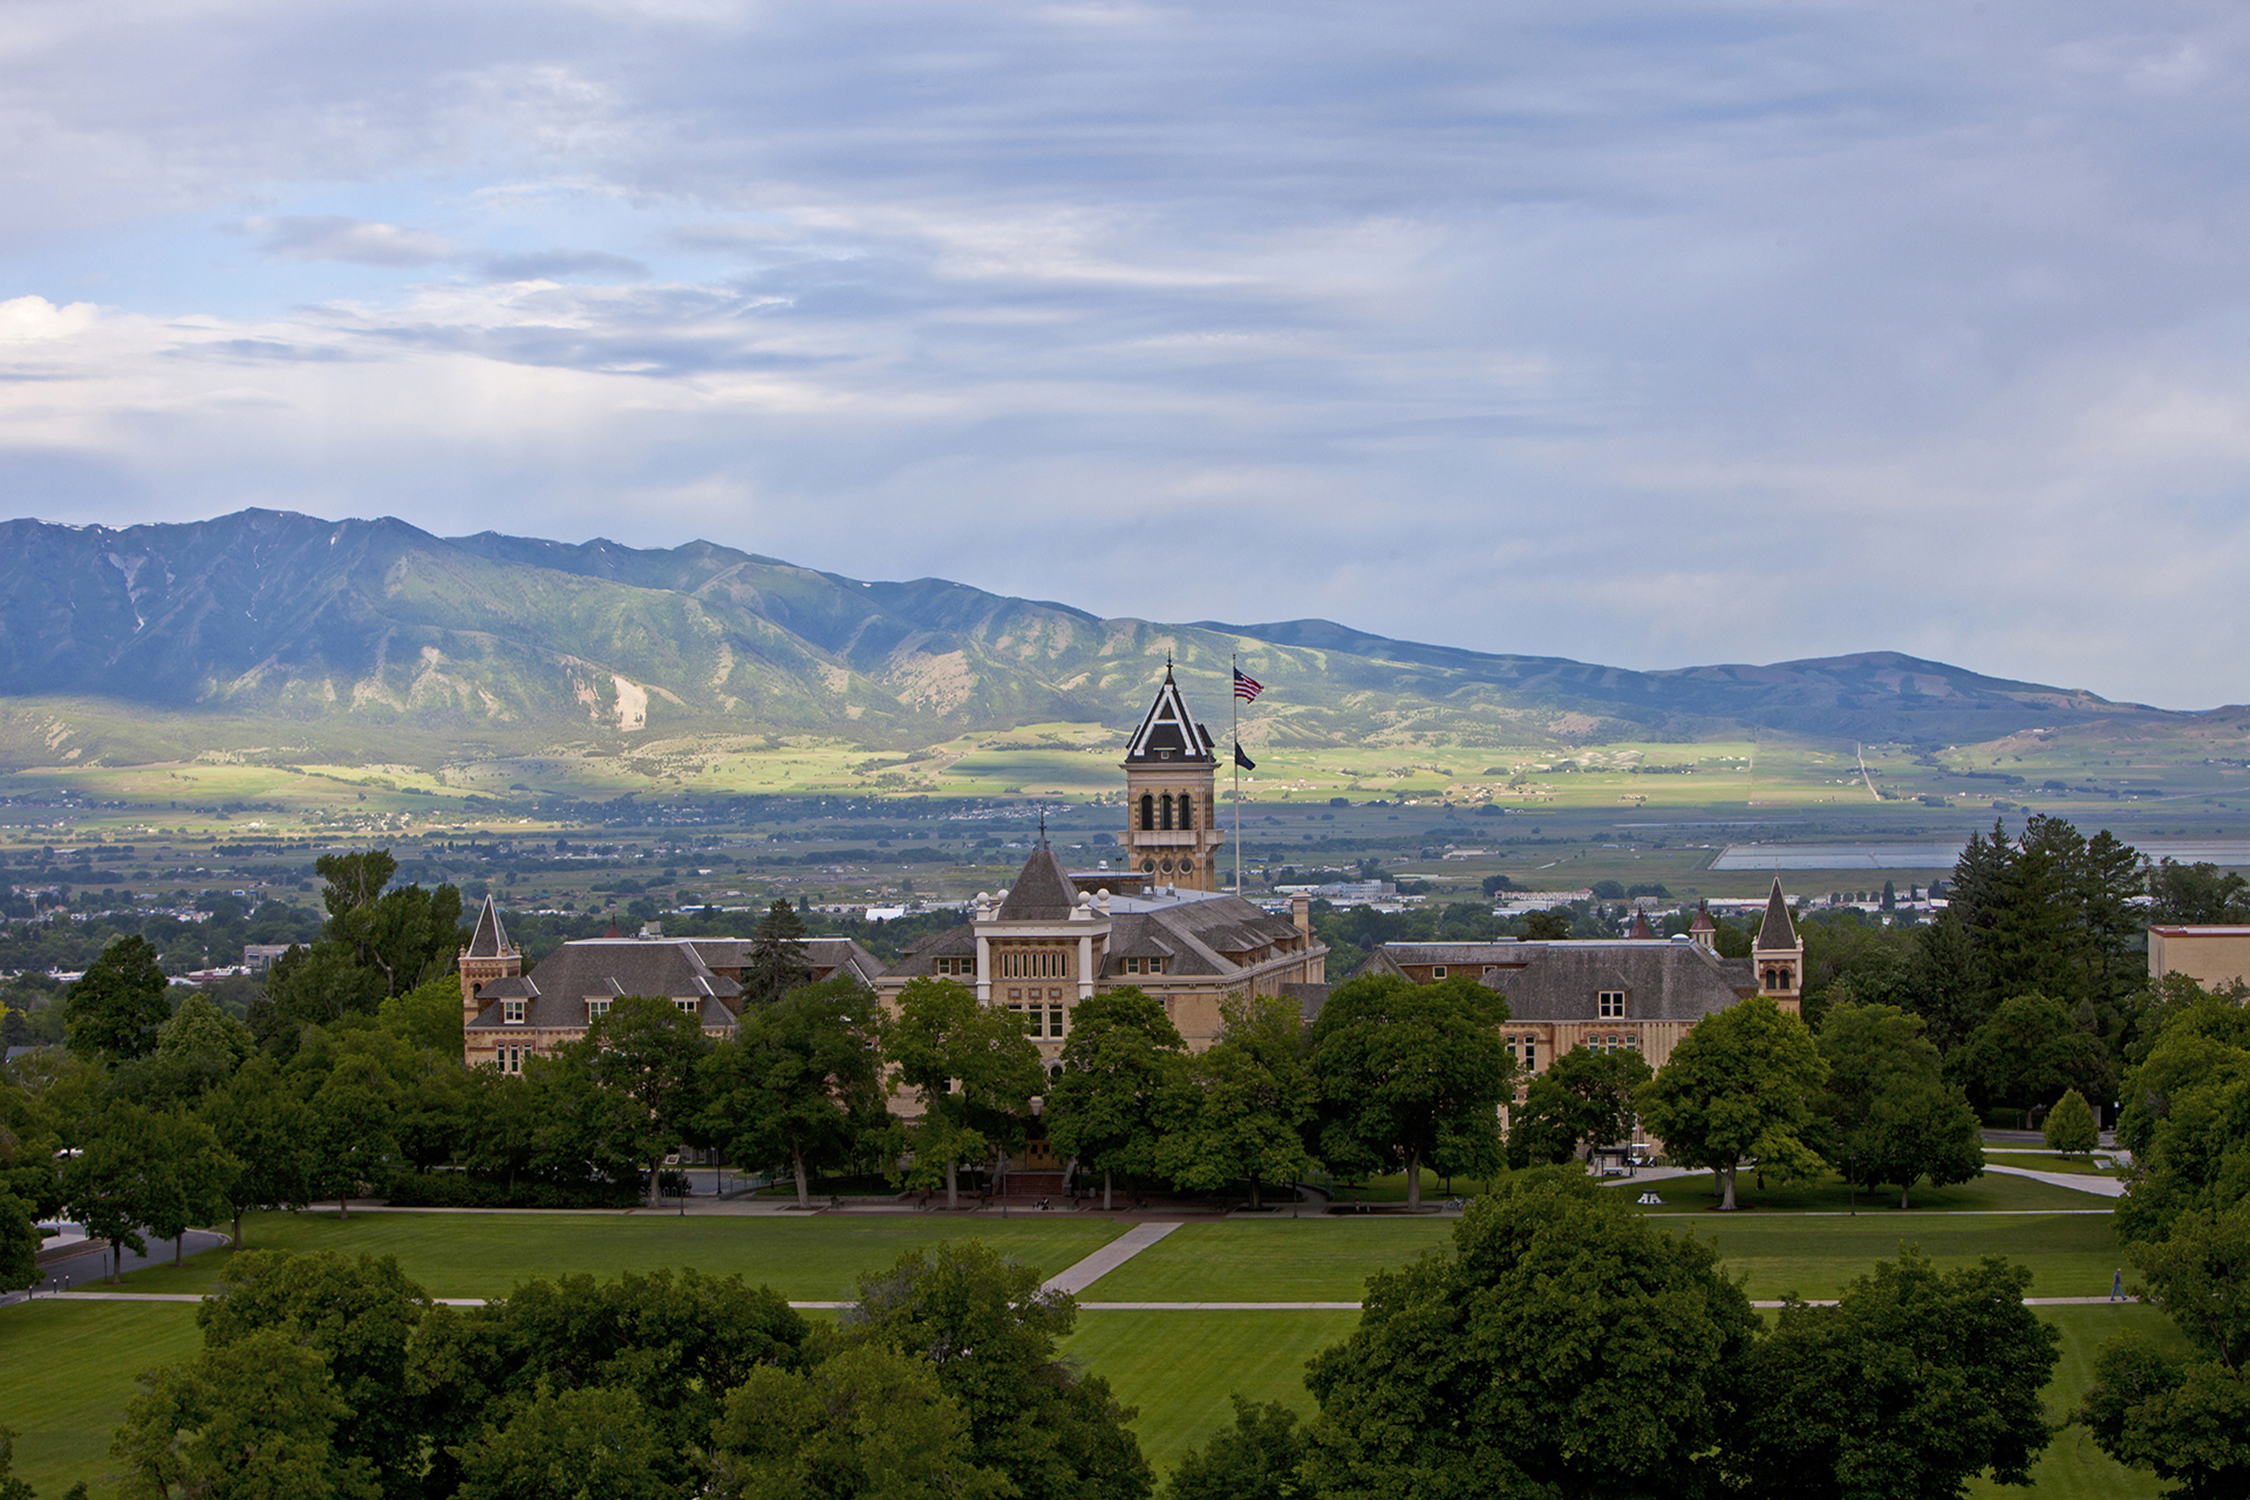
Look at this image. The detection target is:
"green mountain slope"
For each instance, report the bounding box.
[0,509,2185,769]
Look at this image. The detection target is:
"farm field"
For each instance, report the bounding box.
[7,1200,2171,1498]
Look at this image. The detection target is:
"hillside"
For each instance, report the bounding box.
[0,509,2183,770]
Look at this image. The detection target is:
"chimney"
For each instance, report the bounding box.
[1291,893,1312,937]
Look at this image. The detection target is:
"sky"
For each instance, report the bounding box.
[3,1,2249,709]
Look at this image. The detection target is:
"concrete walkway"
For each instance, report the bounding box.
[1983,1164,2126,1198]
[1040,1221,1183,1295]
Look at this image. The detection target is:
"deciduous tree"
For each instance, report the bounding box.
[710,1342,1005,1500]
[1948,991,2114,1125]
[1302,1167,1758,1500]
[886,978,1041,1209]
[1817,1001,1983,1208]
[2044,1087,2098,1155]
[110,1326,378,1500]
[1157,994,1317,1210]
[585,995,711,1207]
[1304,973,1511,1210]
[1047,987,1184,1211]
[1506,1043,1652,1168]
[63,935,170,1062]
[841,1239,1151,1500]
[1726,1248,2060,1499]
[701,974,887,1208]
[1637,995,1827,1211]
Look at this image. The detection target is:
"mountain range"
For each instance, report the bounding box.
[0,509,2190,769]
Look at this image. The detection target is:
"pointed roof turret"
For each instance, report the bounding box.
[1755,878,1798,950]
[1628,910,1655,939]
[466,895,512,958]
[995,842,1081,921]
[1123,662,1216,765]
[1688,900,1715,935]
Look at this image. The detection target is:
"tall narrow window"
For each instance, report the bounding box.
[1178,795,1192,830]
[1140,794,1155,831]
[1160,794,1173,831]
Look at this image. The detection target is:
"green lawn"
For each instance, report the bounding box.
[0,1299,203,1499]
[1090,1204,2123,1304]
[1088,1218,1455,1302]
[1963,1304,2183,1500]
[1982,1151,2125,1177]
[1623,1167,2110,1214]
[1061,1310,1359,1475]
[97,1210,1124,1301]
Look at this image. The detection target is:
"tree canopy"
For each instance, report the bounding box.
[1305,973,1512,1209]
[64,935,171,1063]
[1816,1001,1983,1208]
[1046,987,1185,1211]
[1638,995,1828,1210]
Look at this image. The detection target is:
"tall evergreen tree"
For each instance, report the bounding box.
[741,898,813,1004]
[63,935,171,1062]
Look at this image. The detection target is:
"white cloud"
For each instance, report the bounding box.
[2,1,2250,706]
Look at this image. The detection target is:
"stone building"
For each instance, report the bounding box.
[1358,878,1805,1079]
[1117,663,1227,892]
[875,837,1329,1067]
[2146,924,2250,991]
[456,898,879,1071]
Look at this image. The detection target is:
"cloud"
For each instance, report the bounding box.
[477,250,650,281]
[244,216,459,266]
[3,1,2250,706]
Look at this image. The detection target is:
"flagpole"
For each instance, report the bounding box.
[1233,652,1242,898]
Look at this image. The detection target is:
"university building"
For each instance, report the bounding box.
[456,900,879,1072]
[874,668,1330,1059]
[1357,879,1805,1077]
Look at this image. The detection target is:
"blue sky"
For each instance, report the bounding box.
[4,1,2248,708]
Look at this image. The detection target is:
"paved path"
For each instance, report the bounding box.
[1983,1164,2126,1198]
[1041,1221,1183,1295]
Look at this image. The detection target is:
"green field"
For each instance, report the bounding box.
[1060,1310,1362,1474]
[101,1209,1123,1301]
[1626,1167,2110,1214]
[0,1299,204,1498]
[2,1200,2182,1497]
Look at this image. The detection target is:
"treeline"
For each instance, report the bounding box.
[0,1241,1150,1500]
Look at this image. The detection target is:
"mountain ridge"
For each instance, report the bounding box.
[0,508,2185,769]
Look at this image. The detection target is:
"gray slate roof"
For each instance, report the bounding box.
[1479,942,1754,1023]
[466,896,511,958]
[1123,666,1216,765]
[1756,879,1799,950]
[996,843,1081,921]
[468,937,743,1032]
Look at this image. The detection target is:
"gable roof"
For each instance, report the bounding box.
[465,895,512,959]
[1756,878,1799,950]
[468,937,743,1032]
[1123,665,1216,765]
[1480,943,1756,1022]
[995,842,1082,921]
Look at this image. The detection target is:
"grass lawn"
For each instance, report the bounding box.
[1965,1304,2182,1500]
[1623,1167,2110,1214]
[1089,1218,1456,1301]
[1061,1310,1358,1476]
[1981,1150,2125,1176]
[0,1299,203,1498]
[1676,1211,2124,1301]
[96,1210,1125,1302]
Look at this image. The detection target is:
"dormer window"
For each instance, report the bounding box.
[1431,965,1448,979]
[1598,991,1626,1018]
[503,999,525,1024]
[585,998,611,1022]
[675,999,699,1016]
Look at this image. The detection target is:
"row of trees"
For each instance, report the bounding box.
[1170,1167,2060,1500]
[2076,978,2250,1495]
[7,1240,1149,1500]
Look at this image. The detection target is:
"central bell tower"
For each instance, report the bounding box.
[1121,663,1224,891]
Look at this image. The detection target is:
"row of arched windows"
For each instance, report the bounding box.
[1138,793,1197,832]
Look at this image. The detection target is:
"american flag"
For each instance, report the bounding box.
[1233,667,1264,702]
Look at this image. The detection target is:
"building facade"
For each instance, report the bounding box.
[2147,924,2250,991]
[1118,664,1226,893]
[457,898,879,1072]
[1360,880,1805,1080]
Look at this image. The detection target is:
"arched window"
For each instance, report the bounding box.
[1140,794,1155,831]
[1160,794,1173,831]
[1178,794,1192,830]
